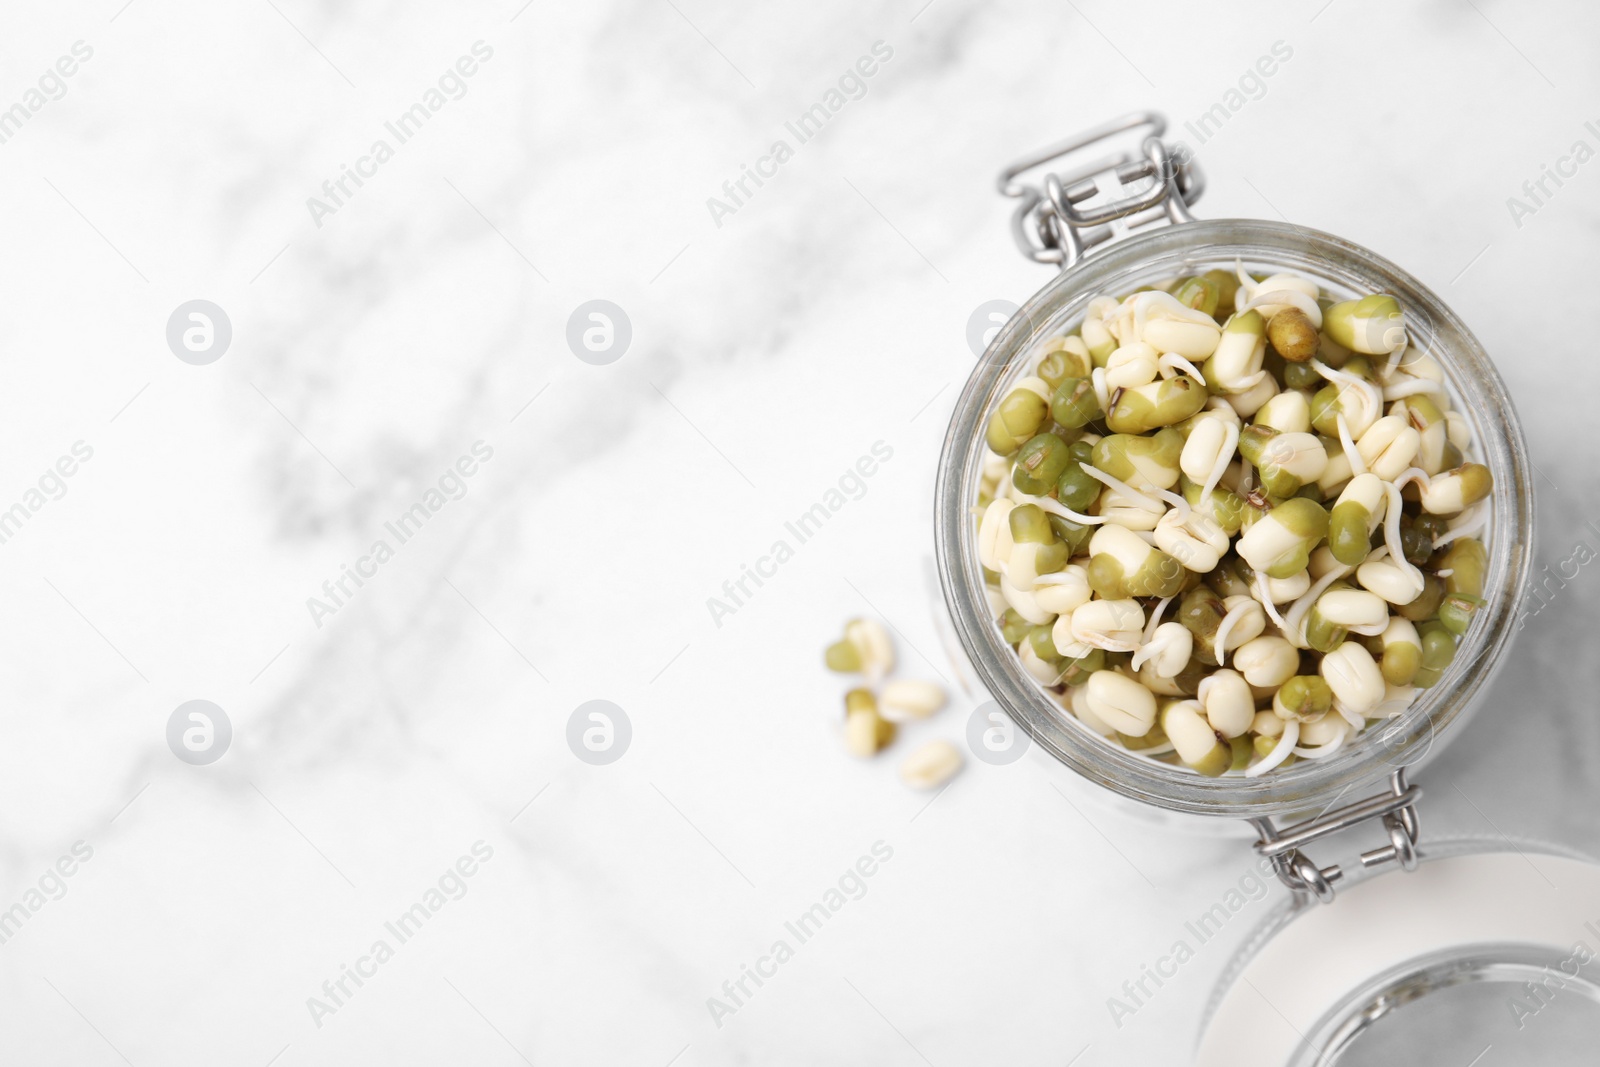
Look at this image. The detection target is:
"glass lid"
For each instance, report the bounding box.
[1196,838,1600,1065]
[1302,945,1600,1065]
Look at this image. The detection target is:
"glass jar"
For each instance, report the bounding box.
[933,115,1536,894]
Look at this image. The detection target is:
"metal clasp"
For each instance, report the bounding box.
[1250,769,1422,904]
[997,110,1204,271]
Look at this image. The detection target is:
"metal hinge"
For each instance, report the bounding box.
[996,110,1204,271]
[992,109,1203,271]
[1250,769,1422,904]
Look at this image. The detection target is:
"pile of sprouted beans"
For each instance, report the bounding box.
[976,268,1492,777]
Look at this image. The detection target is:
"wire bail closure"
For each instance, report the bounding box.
[997,111,1204,271]
[1249,769,1423,904]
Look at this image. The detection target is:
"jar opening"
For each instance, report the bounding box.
[1297,943,1600,1066]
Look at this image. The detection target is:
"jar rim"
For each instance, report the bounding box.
[933,219,1535,817]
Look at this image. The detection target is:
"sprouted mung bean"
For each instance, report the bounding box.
[879,679,948,722]
[825,617,895,680]
[899,739,964,790]
[843,687,895,756]
[825,618,960,785]
[976,267,1493,778]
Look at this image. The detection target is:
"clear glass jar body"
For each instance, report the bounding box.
[934,219,1535,818]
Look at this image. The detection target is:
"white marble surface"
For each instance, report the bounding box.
[2,0,1599,1064]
